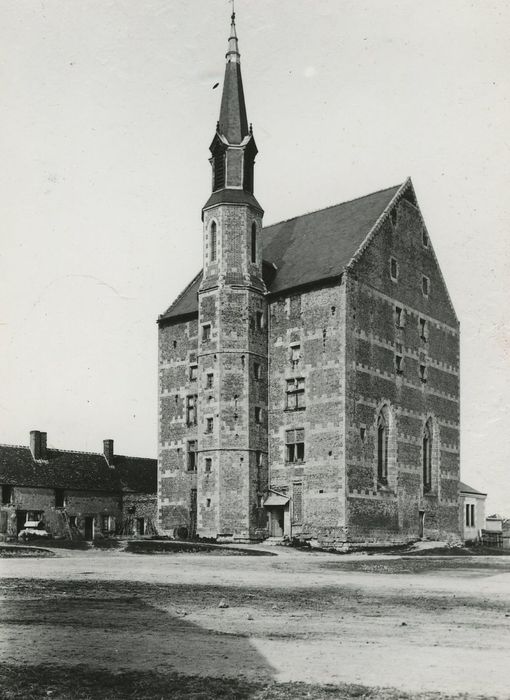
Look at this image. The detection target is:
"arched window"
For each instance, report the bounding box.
[377,410,389,484]
[251,222,257,263]
[210,221,217,262]
[423,419,432,492]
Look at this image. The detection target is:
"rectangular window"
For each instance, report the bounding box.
[2,485,12,505]
[292,482,303,524]
[390,257,398,281]
[254,362,261,380]
[419,364,428,383]
[395,355,404,375]
[205,457,212,472]
[395,306,404,328]
[206,498,211,508]
[202,324,211,341]
[360,425,366,442]
[69,516,77,528]
[187,440,197,471]
[206,373,214,389]
[186,395,198,426]
[422,275,430,297]
[206,417,214,433]
[189,364,198,382]
[465,503,475,527]
[419,318,427,341]
[286,428,305,463]
[55,489,65,508]
[256,311,264,330]
[290,344,301,367]
[286,378,305,410]
[255,407,263,424]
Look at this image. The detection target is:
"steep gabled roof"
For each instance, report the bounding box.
[159,183,402,323]
[459,481,487,497]
[0,444,157,494]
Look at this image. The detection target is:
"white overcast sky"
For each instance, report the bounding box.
[1,1,509,513]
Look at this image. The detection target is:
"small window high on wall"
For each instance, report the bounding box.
[210,221,217,262]
[251,223,257,263]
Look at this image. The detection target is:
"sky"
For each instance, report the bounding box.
[1,0,509,513]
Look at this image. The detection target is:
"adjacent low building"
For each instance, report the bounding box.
[459,481,486,543]
[0,430,157,540]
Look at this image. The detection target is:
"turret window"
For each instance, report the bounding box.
[251,223,257,263]
[210,222,217,262]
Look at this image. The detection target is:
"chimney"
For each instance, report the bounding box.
[30,430,47,461]
[103,439,114,466]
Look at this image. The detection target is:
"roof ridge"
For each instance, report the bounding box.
[263,183,403,230]
[0,443,29,449]
[0,444,155,461]
[114,455,157,461]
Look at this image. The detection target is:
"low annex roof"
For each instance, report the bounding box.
[459,481,487,497]
[159,182,403,323]
[0,444,157,494]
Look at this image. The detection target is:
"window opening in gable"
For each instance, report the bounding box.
[390,257,398,281]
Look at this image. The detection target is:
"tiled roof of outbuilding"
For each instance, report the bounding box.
[159,183,402,323]
[0,444,157,494]
[459,481,487,497]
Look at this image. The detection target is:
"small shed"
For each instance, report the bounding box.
[459,482,486,543]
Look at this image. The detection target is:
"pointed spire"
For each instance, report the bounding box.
[226,11,240,64]
[218,10,248,144]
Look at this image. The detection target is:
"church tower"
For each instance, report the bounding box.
[197,12,268,541]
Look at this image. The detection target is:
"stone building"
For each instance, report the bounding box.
[0,431,157,540]
[157,13,460,547]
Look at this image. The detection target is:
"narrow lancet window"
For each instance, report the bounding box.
[377,410,389,484]
[423,420,432,492]
[210,221,217,262]
[251,222,257,263]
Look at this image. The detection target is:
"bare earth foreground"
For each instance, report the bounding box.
[1,545,510,699]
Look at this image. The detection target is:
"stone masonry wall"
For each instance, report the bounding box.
[344,196,460,545]
[158,316,199,536]
[268,281,347,545]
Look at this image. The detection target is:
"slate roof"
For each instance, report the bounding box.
[459,481,487,497]
[0,444,157,494]
[159,182,402,323]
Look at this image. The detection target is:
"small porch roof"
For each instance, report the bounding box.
[264,492,289,507]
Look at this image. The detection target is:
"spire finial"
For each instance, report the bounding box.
[226,1,240,63]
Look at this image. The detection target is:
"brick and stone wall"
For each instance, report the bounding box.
[267,282,347,545]
[158,316,199,536]
[344,197,460,545]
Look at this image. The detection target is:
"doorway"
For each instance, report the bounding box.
[16,511,27,533]
[84,516,94,540]
[419,510,425,539]
[270,507,285,537]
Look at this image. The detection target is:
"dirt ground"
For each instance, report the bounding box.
[1,545,510,699]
